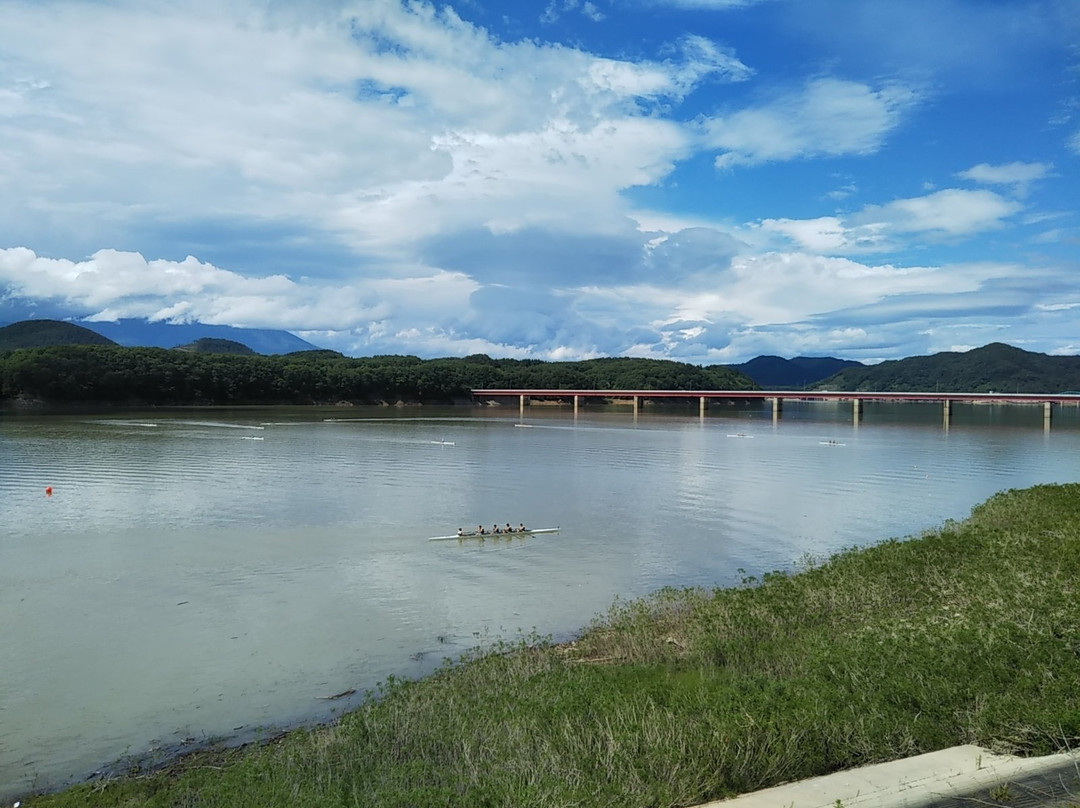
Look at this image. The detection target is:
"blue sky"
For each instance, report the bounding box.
[0,0,1077,363]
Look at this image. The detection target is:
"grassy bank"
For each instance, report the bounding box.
[23,484,1080,808]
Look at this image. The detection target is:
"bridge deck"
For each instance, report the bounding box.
[471,389,1080,405]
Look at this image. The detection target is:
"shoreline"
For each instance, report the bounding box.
[19,483,1080,807]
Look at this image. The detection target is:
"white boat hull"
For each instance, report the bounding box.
[428,527,560,541]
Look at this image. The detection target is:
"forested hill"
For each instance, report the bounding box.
[0,345,756,406]
[174,338,257,355]
[0,319,117,350]
[732,355,862,388]
[814,343,1080,393]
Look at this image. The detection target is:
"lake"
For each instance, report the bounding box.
[3,401,1080,799]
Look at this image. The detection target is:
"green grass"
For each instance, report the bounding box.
[22,483,1080,807]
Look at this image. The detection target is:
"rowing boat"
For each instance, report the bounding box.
[428,527,560,541]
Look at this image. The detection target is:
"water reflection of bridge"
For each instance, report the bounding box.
[472,389,1080,427]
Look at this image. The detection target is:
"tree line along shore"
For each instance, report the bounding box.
[19,483,1080,808]
[5,318,1080,405]
[0,344,755,407]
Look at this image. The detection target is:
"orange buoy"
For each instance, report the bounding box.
[45,486,53,496]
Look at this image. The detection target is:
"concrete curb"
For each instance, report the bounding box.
[701,745,1080,807]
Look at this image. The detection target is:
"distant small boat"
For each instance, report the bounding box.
[514,424,534,428]
[819,440,845,446]
[727,433,753,438]
[429,440,455,445]
[428,527,560,542]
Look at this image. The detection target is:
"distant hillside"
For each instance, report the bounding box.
[78,319,318,354]
[0,319,117,350]
[814,343,1080,393]
[733,355,863,389]
[175,338,257,355]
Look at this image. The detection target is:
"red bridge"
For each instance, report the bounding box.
[471,388,1080,425]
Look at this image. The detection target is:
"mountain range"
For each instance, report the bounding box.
[6,320,1076,394]
[811,342,1080,394]
[0,318,316,354]
[0,320,855,385]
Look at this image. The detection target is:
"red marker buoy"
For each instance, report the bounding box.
[45,486,53,496]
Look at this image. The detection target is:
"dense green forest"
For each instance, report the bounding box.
[814,342,1080,393]
[173,337,258,355]
[0,345,756,406]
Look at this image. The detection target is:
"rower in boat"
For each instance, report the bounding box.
[427,526,557,541]
[505,523,514,533]
[492,524,502,534]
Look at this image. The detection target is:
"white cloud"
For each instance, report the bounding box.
[758,217,888,253]
[582,2,606,22]
[0,0,732,262]
[675,35,754,86]
[854,189,1022,237]
[706,78,919,168]
[957,161,1052,197]
[0,247,472,333]
[542,0,605,24]
[331,116,690,253]
[758,188,1022,255]
[958,161,1051,186]
[645,0,773,8]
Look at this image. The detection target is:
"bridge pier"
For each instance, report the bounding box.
[853,399,863,424]
[519,394,529,417]
[632,395,640,416]
[771,397,782,422]
[700,395,707,417]
[573,394,580,415]
[943,399,951,428]
[1045,401,1053,431]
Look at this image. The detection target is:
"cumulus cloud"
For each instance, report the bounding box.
[0,0,734,263]
[0,247,467,333]
[706,78,919,168]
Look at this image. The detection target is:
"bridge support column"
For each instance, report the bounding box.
[1045,401,1053,431]
[853,399,863,424]
[632,395,640,416]
[771,397,782,422]
[943,399,951,428]
[699,396,707,417]
[573,395,580,415]
[519,394,528,417]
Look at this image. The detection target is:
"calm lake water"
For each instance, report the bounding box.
[3,401,1080,799]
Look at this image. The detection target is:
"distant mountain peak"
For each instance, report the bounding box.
[0,319,117,350]
[733,355,863,389]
